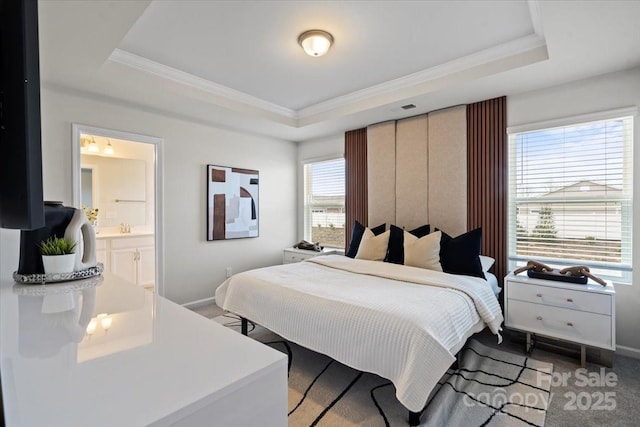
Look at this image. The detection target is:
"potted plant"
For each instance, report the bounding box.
[39,236,77,274]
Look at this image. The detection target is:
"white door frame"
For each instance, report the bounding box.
[71,123,165,297]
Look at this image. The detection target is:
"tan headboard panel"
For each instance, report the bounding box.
[366,106,467,233]
[428,106,467,236]
[395,115,429,229]
[367,121,396,227]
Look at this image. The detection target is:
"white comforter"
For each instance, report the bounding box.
[215,255,503,412]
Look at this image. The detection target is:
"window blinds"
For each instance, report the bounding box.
[508,115,634,282]
[303,158,346,248]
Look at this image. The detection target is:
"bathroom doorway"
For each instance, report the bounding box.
[71,124,164,296]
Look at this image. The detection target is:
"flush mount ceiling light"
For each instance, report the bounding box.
[298,30,334,57]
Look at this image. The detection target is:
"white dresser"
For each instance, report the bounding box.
[0,273,287,426]
[282,247,337,264]
[504,272,615,367]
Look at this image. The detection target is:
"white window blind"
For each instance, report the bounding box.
[303,158,345,248]
[508,114,634,283]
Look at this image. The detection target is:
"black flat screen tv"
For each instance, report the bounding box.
[0,0,44,230]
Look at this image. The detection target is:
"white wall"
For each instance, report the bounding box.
[296,134,344,241]
[0,87,297,305]
[81,154,150,229]
[508,66,640,353]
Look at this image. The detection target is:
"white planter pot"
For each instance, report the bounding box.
[42,254,76,274]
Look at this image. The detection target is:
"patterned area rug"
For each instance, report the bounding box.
[214,315,553,426]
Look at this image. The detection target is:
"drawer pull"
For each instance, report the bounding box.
[536,293,542,297]
[567,322,574,327]
[567,298,574,302]
[536,316,543,320]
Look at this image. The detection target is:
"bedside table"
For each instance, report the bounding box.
[504,272,615,367]
[282,247,337,264]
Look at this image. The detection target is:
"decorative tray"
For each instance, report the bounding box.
[13,263,104,285]
[13,275,104,296]
[527,268,588,284]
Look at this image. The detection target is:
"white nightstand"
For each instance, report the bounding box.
[282,247,338,264]
[504,272,615,367]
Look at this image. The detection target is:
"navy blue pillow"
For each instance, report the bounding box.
[346,221,386,258]
[439,227,485,279]
[384,224,431,264]
[409,224,431,238]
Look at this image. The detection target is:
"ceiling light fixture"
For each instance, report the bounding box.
[103,139,114,155]
[298,30,334,57]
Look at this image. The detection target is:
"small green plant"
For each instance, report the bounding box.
[39,236,77,256]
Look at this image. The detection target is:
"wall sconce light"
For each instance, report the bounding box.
[86,319,97,335]
[103,139,114,155]
[87,137,100,153]
[298,30,334,57]
[101,316,113,331]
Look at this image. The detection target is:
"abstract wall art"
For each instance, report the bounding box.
[207,165,259,240]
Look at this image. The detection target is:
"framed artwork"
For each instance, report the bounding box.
[207,165,259,240]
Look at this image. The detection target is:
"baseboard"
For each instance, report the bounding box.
[182,296,215,309]
[616,344,640,359]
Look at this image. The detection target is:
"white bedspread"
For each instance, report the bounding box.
[215,255,503,412]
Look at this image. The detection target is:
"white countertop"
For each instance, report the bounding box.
[95,231,155,239]
[0,273,286,426]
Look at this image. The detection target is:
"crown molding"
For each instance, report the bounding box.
[108,1,547,129]
[297,33,547,121]
[108,49,298,121]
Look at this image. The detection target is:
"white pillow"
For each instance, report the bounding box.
[355,229,390,261]
[404,230,443,271]
[479,255,495,272]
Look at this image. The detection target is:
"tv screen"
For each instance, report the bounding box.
[0,0,44,230]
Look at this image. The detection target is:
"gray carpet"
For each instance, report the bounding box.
[214,314,552,426]
[194,304,640,427]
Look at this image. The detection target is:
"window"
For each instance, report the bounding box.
[303,158,345,248]
[508,112,634,283]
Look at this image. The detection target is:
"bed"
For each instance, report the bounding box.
[215,254,504,424]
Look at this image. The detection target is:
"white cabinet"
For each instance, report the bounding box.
[504,272,615,366]
[137,245,156,287]
[111,247,138,284]
[110,236,155,288]
[283,247,337,264]
[96,235,155,288]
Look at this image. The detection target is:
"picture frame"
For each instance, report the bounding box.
[206,165,259,240]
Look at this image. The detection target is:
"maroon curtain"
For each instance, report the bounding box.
[344,128,368,250]
[467,96,507,288]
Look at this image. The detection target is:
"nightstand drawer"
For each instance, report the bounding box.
[507,300,613,350]
[508,282,611,315]
[283,251,316,264]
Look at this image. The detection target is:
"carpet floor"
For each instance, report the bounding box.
[214,314,552,426]
[191,303,640,426]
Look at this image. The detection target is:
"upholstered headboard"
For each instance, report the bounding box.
[366,105,467,234]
